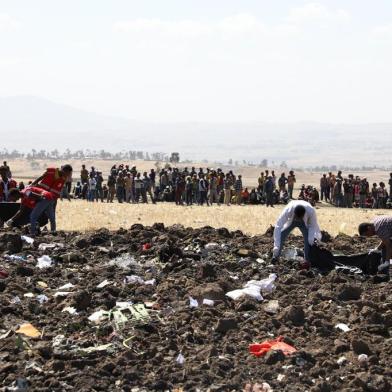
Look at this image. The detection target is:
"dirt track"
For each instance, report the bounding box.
[0,225,391,391]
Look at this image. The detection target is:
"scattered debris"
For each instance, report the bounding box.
[97,279,111,288]
[38,243,63,250]
[0,225,389,390]
[62,306,78,315]
[264,300,280,315]
[358,354,369,363]
[249,336,297,357]
[36,294,49,304]
[189,297,199,308]
[337,356,347,365]
[58,283,75,290]
[226,274,277,301]
[176,353,185,365]
[53,291,72,298]
[124,275,155,285]
[36,255,54,269]
[88,310,109,324]
[16,323,41,339]
[80,343,113,353]
[108,254,136,269]
[335,323,351,332]
[21,235,34,244]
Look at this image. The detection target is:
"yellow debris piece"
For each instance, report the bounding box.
[16,323,41,338]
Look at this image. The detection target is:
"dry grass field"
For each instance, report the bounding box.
[56,199,392,237]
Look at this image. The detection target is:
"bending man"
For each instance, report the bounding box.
[7,187,53,234]
[358,216,392,274]
[272,200,321,264]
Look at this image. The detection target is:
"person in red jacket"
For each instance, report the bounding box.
[0,166,17,201]
[29,165,73,235]
[7,187,53,233]
[33,164,73,199]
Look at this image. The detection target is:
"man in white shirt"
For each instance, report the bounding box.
[272,200,322,263]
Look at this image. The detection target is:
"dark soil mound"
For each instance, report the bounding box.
[0,225,390,391]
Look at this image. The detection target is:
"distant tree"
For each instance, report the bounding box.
[260,159,268,167]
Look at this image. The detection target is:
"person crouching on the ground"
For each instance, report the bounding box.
[31,164,73,235]
[272,200,322,266]
[7,187,55,234]
[359,216,392,275]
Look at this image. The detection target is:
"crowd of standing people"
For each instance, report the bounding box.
[64,164,391,209]
[70,165,299,207]
[319,171,391,209]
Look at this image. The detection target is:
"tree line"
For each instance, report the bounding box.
[0,148,389,172]
[0,148,169,162]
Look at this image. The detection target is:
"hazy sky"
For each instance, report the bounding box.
[1,1,392,123]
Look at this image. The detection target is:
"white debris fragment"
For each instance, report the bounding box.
[21,235,34,244]
[53,291,72,298]
[36,294,49,304]
[109,254,136,269]
[189,297,199,308]
[124,275,155,285]
[202,299,214,306]
[176,353,185,365]
[38,243,55,250]
[335,323,351,332]
[10,296,21,304]
[97,279,111,288]
[52,335,65,347]
[36,255,54,269]
[226,274,277,301]
[264,300,280,314]
[88,310,109,323]
[81,344,113,353]
[62,306,78,315]
[205,243,219,250]
[58,283,75,290]
[358,354,369,363]
[337,356,347,365]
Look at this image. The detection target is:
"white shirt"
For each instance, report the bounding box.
[273,200,321,250]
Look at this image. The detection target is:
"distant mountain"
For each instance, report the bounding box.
[1,95,391,167]
[0,95,133,132]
